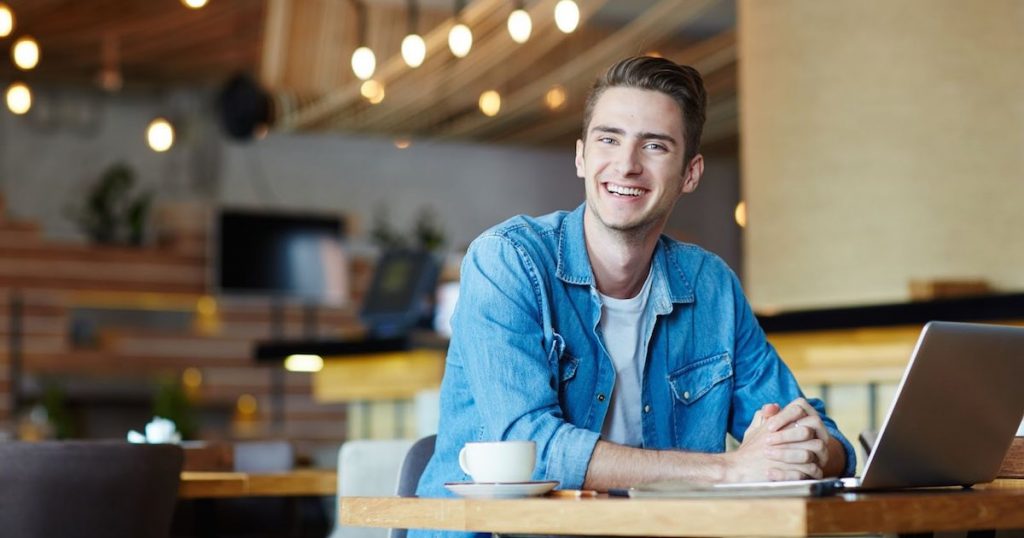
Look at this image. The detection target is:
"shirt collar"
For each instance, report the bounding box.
[555,203,695,305]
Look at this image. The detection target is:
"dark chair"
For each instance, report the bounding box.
[0,440,184,538]
[389,434,436,538]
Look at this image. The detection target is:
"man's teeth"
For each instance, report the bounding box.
[607,184,644,197]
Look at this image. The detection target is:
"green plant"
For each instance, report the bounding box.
[370,204,446,253]
[41,381,75,439]
[153,377,197,440]
[68,162,152,245]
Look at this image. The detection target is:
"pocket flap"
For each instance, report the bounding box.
[668,352,733,405]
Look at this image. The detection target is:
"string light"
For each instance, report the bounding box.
[0,3,14,38]
[507,7,532,44]
[350,1,376,79]
[146,117,175,152]
[544,84,567,111]
[360,79,385,104]
[479,90,501,117]
[554,0,580,33]
[12,36,39,70]
[448,23,472,58]
[5,82,30,115]
[402,0,426,68]
[181,0,209,8]
[735,201,747,228]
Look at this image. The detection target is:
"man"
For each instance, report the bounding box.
[415,56,855,507]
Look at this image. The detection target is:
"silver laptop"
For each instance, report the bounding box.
[844,321,1024,490]
[631,321,1024,497]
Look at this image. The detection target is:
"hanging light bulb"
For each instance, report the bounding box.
[349,1,375,79]
[351,46,376,80]
[12,36,39,70]
[146,117,175,152]
[181,0,209,8]
[507,7,532,44]
[734,201,747,228]
[401,34,426,68]
[544,84,567,111]
[5,82,31,115]
[401,0,426,68]
[0,3,14,38]
[554,0,580,34]
[360,79,385,104]
[479,90,501,117]
[448,23,473,58]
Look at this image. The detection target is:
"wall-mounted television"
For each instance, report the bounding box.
[215,209,348,304]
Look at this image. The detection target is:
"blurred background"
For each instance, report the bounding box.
[0,0,1022,533]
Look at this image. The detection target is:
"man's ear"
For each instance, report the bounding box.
[575,139,585,178]
[681,153,704,194]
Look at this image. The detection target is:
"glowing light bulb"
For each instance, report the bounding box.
[351,46,376,80]
[394,138,411,149]
[181,0,208,8]
[507,9,532,44]
[284,354,324,372]
[479,90,501,117]
[146,117,174,152]
[448,23,473,58]
[544,84,567,111]
[5,82,30,115]
[735,201,747,228]
[0,4,14,38]
[360,79,385,104]
[12,36,39,70]
[554,0,580,33]
[401,33,426,68]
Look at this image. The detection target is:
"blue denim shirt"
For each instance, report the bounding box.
[412,205,855,537]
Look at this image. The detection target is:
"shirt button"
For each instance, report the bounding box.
[682,391,691,400]
[597,393,606,402]
[643,405,651,413]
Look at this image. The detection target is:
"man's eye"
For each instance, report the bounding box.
[644,143,667,151]
[596,136,618,145]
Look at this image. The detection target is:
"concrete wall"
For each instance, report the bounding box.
[739,0,1024,310]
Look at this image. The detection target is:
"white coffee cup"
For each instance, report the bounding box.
[458,440,536,483]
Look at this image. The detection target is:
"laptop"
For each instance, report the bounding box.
[629,321,1024,497]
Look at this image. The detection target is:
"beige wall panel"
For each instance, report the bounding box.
[739,0,1024,310]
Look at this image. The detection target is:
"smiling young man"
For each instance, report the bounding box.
[413,57,855,522]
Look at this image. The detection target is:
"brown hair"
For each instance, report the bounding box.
[581,56,707,164]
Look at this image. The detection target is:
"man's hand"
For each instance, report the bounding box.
[762,398,831,478]
[722,402,824,482]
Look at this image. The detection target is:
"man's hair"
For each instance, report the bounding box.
[581,56,708,164]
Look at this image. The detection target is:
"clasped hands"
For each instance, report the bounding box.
[724,397,831,482]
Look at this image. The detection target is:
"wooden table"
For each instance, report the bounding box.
[179,470,336,499]
[341,482,1024,537]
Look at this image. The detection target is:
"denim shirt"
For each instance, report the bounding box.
[413,205,856,536]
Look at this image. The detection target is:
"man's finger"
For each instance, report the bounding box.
[768,424,816,444]
[764,405,808,432]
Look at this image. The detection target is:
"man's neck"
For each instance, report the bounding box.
[583,210,663,299]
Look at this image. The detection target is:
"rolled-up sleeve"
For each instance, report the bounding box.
[451,234,599,488]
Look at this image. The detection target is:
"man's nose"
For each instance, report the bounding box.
[614,145,642,176]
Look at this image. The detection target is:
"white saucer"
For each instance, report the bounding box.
[445,480,559,499]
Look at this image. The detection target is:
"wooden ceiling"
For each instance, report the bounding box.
[0,0,736,149]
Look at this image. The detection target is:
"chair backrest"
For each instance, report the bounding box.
[332,438,416,538]
[390,434,436,538]
[0,440,184,538]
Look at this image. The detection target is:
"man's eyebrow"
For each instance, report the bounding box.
[589,125,678,146]
[590,125,625,136]
[637,131,678,145]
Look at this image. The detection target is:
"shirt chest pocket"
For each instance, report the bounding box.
[668,352,733,405]
[667,352,733,451]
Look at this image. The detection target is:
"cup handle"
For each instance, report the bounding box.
[458,446,471,477]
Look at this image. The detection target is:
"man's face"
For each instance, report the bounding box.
[575,87,703,237]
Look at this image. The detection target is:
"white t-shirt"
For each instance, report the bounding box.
[598,269,654,447]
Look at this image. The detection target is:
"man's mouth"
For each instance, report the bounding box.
[605,182,647,197]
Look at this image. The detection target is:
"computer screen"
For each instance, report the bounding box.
[360,249,439,337]
[216,209,348,304]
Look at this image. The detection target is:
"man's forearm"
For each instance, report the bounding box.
[582,440,727,491]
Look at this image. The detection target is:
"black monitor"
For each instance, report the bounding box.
[216,209,348,304]
[360,249,440,338]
